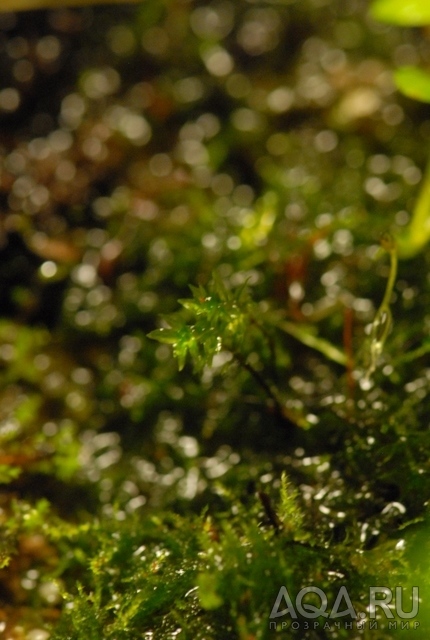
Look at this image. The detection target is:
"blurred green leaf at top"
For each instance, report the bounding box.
[370,0,430,25]
[0,0,140,12]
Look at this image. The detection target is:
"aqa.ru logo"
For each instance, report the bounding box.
[270,585,419,620]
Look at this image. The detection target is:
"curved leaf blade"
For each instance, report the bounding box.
[394,66,430,103]
[370,0,430,25]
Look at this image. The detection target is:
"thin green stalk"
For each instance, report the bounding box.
[275,319,347,366]
[364,232,398,381]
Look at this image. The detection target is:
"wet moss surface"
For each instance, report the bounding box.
[1,1,430,638]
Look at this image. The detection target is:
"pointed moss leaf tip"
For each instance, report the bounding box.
[147,328,179,345]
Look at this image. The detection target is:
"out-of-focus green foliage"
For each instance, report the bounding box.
[0,0,140,12]
[394,66,430,103]
[370,0,430,25]
[370,0,430,257]
[396,159,430,258]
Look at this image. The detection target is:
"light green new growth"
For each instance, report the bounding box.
[279,472,305,537]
